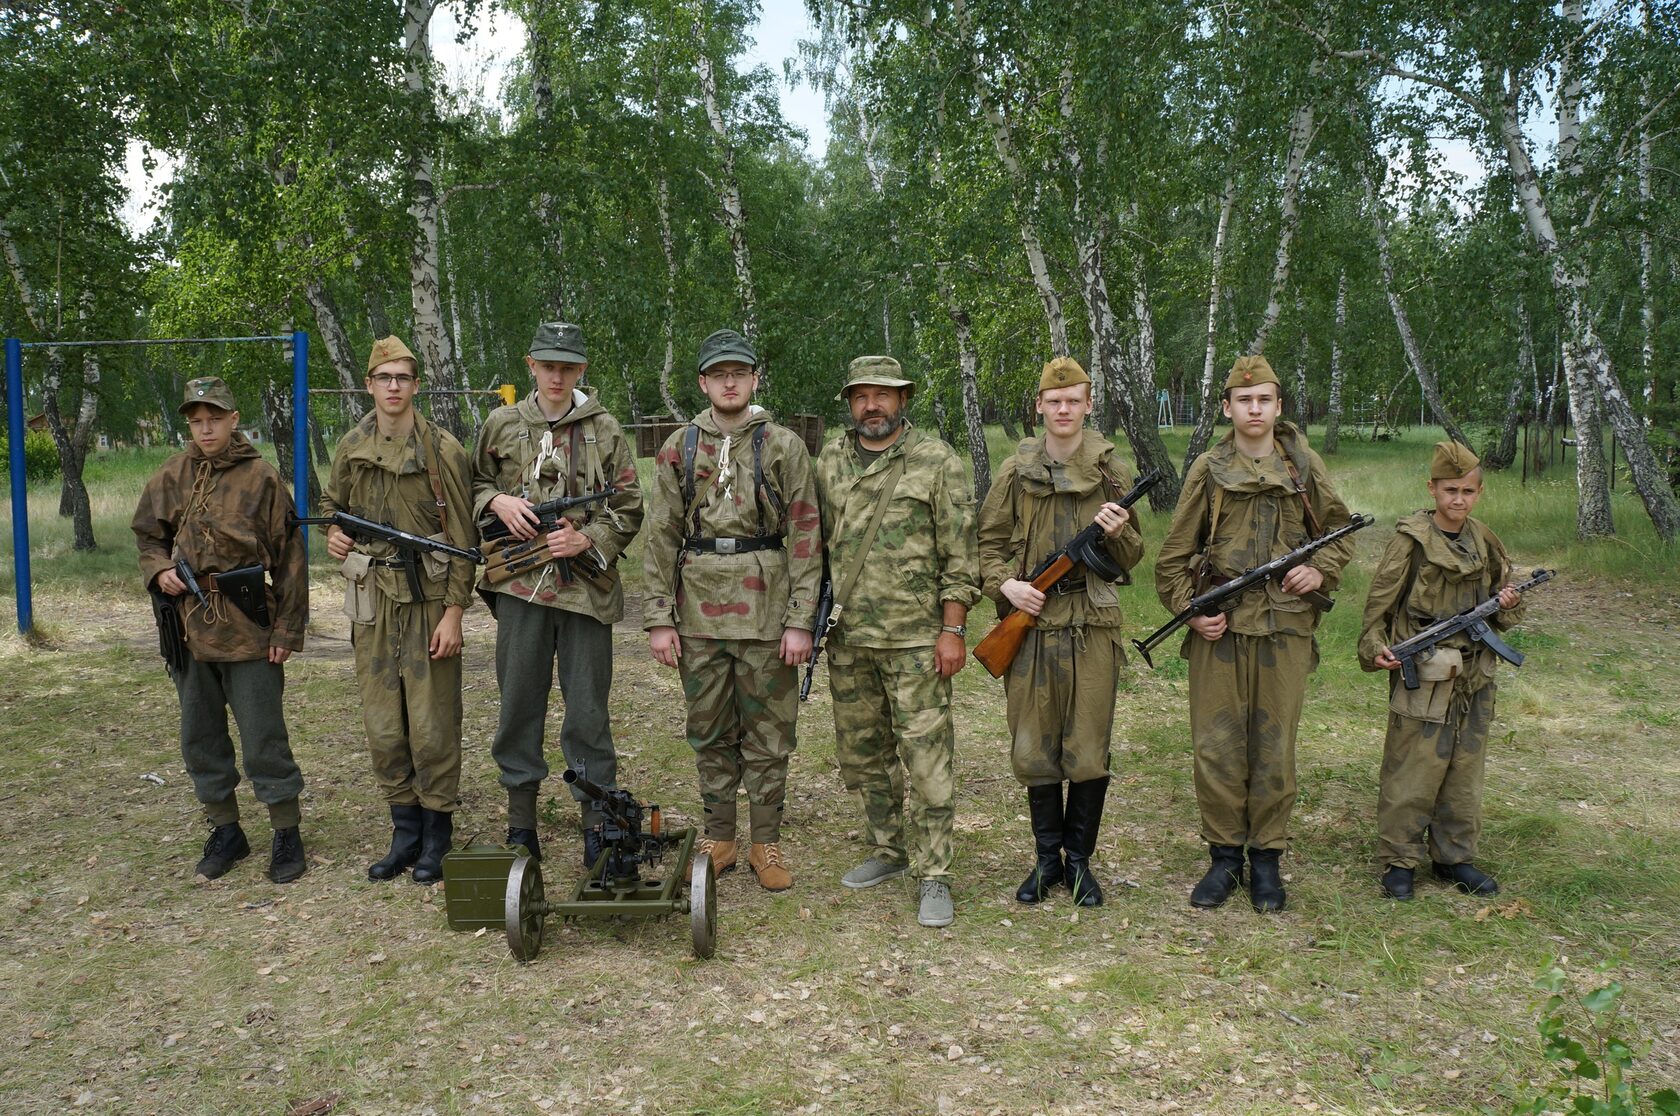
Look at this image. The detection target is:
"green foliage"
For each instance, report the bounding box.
[1511,963,1680,1116]
[0,432,59,483]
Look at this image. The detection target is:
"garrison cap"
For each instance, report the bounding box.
[1430,440,1481,480]
[528,321,587,363]
[697,328,758,373]
[836,355,914,401]
[1224,355,1280,391]
[367,335,418,374]
[178,376,238,415]
[1039,356,1092,394]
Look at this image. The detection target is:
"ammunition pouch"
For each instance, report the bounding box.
[214,564,271,628]
[150,589,190,675]
[340,552,376,624]
[1390,647,1462,723]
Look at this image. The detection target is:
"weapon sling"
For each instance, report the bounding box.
[809,453,906,683]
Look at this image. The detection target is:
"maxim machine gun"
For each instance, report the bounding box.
[440,766,716,962]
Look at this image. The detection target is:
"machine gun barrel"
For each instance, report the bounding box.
[561,765,611,802]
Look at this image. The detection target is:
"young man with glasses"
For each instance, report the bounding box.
[641,329,822,890]
[321,336,479,883]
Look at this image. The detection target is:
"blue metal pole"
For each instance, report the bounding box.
[5,337,32,634]
[291,332,310,543]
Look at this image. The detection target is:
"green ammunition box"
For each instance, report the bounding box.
[441,843,528,931]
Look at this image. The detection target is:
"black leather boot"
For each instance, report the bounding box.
[268,826,307,884]
[1248,847,1286,912]
[507,827,542,861]
[1433,861,1498,896]
[412,809,454,884]
[196,822,250,880]
[1189,845,1244,908]
[1381,865,1415,900]
[1014,784,1066,903]
[1062,777,1109,908]
[368,805,423,881]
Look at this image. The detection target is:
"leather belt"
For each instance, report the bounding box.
[684,537,784,555]
[368,557,408,568]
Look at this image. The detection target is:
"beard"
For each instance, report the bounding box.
[854,411,904,440]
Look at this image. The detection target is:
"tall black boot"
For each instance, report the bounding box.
[1014,784,1066,903]
[368,805,423,881]
[1063,777,1110,908]
[412,809,454,884]
[1248,847,1286,912]
[1189,845,1244,908]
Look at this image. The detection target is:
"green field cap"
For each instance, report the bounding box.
[697,328,758,373]
[179,376,238,414]
[529,321,587,363]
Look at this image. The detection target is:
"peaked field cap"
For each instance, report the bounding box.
[528,321,587,362]
[697,328,758,373]
[1430,440,1481,480]
[836,354,914,401]
[179,376,238,414]
[1039,356,1091,393]
[367,335,418,374]
[1225,355,1280,391]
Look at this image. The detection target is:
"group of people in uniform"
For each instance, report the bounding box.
[133,322,1530,926]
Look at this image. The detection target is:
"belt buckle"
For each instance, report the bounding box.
[715,538,739,555]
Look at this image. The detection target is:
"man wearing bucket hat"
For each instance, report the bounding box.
[321,336,478,884]
[641,328,822,891]
[471,321,644,865]
[977,357,1144,909]
[133,376,311,884]
[1154,355,1355,913]
[814,355,980,928]
[1359,441,1526,902]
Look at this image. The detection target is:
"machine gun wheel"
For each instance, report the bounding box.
[505,853,545,962]
[689,852,717,959]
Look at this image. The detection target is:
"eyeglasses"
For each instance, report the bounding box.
[702,370,755,383]
[370,373,418,388]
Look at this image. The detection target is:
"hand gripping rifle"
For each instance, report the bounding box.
[1388,568,1554,690]
[799,569,835,701]
[1131,513,1375,668]
[972,469,1163,679]
[479,487,618,586]
[293,510,485,599]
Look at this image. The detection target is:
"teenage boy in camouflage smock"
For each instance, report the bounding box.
[642,329,822,891]
[1359,441,1526,901]
[322,336,478,885]
[132,376,310,884]
[815,355,980,929]
[978,357,1143,909]
[1155,356,1355,913]
[471,321,644,864]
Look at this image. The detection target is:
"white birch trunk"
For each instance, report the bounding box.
[1639,1,1656,418]
[1325,270,1347,454]
[695,31,763,383]
[982,97,1069,355]
[302,279,366,422]
[1247,97,1316,356]
[1183,178,1236,471]
[656,173,685,422]
[1292,289,1309,429]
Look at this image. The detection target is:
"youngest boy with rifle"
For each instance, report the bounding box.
[976,357,1142,908]
[321,336,479,884]
[1358,441,1527,901]
[133,376,310,884]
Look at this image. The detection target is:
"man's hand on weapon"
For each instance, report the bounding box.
[1279,564,1325,597]
[1188,611,1228,641]
[430,606,464,660]
[780,626,813,667]
[1095,501,1130,538]
[325,525,355,561]
[489,493,542,541]
[1497,584,1521,610]
[156,568,188,597]
[545,518,593,559]
[1001,578,1045,618]
[649,626,682,668]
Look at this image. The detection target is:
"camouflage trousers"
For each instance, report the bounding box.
[1186,630,1316,850]
[173,656,303,829]
[827,643,954,880]
[1377,681,1496,869]
[678,636,798,844]
[351,592,462,812]
[1004,625,1121,786]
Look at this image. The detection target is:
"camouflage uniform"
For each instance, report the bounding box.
[1359,512,1524,870]
[978,430,1143,785]
[322,410,477,812]
[643,406,822,844]
[1155,422,1354,852]
[471,385,643,825]
[815,423,980,881]
[133,427,308,831]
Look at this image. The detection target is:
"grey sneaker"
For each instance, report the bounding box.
[918,879,954,927]
[841,856,910,889]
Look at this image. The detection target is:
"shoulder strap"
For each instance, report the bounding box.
[422,421,449,536]
[1282,454,1322,536]
[752,423,783,537]
[680,424,705,529]
[833,456,907,616]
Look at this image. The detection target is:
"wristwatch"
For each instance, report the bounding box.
[941,625,967,636]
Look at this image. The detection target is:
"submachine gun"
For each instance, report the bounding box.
[799,571,835,701]
[477,487,618,585]
[1387,568,1554,690]
[293,510,485,599]
[458,765,716,963]
[1131,513,1375,668]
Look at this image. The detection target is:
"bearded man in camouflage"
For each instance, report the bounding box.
[642,329,822,891]
[815,355,980,929]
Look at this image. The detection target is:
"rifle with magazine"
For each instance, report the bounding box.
[1387,568,1554,690]
[799,570,835,701]
[1132,513,1375,668]
[294,509,485,599]
[477,487,618,586]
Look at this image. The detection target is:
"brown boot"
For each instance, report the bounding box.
[697,838,737,874]
[749,842,793,891]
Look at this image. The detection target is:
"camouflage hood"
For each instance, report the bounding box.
[1013,429,1118,500]
[515,385,609,429]
[691,404,770,438]
[1209,420,1314,495]
[1395,510,1489,583]
[186,430,264,472]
